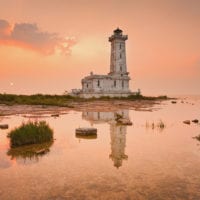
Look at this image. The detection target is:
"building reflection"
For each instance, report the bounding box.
[109,124,128,168]
[82,110,130,168]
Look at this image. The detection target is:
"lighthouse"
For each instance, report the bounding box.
[71,28,132,98]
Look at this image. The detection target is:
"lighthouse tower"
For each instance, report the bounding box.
[72,28,132,98]
[109,28,128,76]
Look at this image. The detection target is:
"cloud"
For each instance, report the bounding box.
[0,19,76,55]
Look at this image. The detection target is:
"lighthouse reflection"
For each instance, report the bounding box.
[82,110,130,168]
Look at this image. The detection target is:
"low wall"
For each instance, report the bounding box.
[80,92,133,98]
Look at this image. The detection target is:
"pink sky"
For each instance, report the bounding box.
[0,0,200,95]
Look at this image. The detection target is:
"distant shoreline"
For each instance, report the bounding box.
[0,93,172,116]
[0,93,170,107]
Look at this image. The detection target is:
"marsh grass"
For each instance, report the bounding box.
[0,94,77,107]
[0,93,169,107]
[7,121,53,147]
[146,120,166,131]
[88,94,169,101]
[193,135,200,142]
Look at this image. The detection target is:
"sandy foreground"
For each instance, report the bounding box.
[0,100,164,117]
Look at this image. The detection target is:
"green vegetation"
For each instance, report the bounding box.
[0,93,169,107]
[7,121,53,147]
[0,93,77,107]
[84,94,168,101]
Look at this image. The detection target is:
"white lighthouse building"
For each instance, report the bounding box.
[71,28,132,98]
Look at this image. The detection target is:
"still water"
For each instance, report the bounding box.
[0,97,200,200]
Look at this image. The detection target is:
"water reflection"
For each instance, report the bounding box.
[109,124,128,168]
[82,110,130,168]
[75,134,97,140]
[7,141,53,164]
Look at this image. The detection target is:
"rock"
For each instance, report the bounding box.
[115,113,123,121]
[171,101,177,104]
[75,128,97,136]
[51,114,59,117]
[192,119,199,123]
[183,120,190,125]
[0,124,9,129]
[115,114,133,126]
[117,118,133,126]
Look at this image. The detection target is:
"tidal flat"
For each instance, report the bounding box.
[0,96,200,200]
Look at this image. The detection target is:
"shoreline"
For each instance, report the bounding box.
[0,99,166,116]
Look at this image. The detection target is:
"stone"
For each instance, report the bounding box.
[183,120,190,125]
[171,101,177,104]
[117,118,133,126]
[0,124,9,129]
[51,114,59,117]
[115,113,123,120]
[192,119,199,123]
[75,127,97,136]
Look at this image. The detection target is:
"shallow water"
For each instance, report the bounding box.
[0,96,200,200]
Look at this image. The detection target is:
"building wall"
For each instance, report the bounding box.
[82,76,130,93]
[80,92,131,98]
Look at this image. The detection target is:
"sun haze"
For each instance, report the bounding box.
[0,0,199,95]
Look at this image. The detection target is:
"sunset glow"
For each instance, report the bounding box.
[0,0,200,95]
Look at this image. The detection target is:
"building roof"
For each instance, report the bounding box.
[81,73,130,82]
[82,74,111,81]
[114,27,122,34]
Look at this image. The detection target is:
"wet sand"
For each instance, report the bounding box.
[0,100,163,116]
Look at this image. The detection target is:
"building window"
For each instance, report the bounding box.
[114,80,116,87]
[86,83,88,88]
[97,80,100,87]
[120,53,122,59]
[119,43,121,49]
[120,65,122,71]
[122,81,124,88]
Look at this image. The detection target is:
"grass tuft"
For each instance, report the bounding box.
[145,120,166,131]
[7,121,53,147]
[193,135,200,142]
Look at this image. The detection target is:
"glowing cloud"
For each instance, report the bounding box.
[0,19,76,55]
